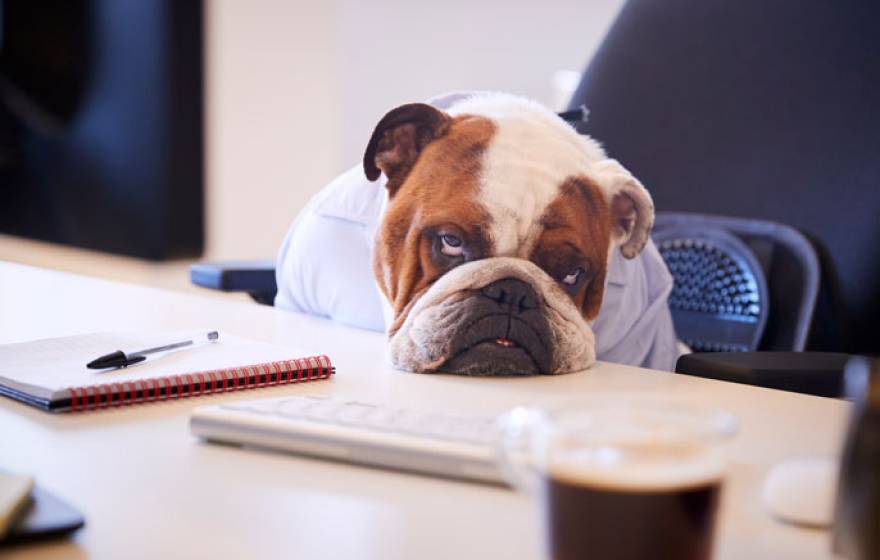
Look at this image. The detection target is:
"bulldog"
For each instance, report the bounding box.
[276,92,679,374]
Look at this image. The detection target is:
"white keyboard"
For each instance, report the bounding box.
[190,395,506,485]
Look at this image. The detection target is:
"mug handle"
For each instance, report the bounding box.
[496,406,550,494]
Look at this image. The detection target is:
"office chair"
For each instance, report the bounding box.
[569,0,879,353]
[652,212,819,353]
[565,0,880,395]
[192,0,879,396]
[190,260,277,305]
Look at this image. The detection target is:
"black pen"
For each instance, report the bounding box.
[87,331,220,370]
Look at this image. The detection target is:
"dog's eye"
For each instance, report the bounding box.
[562,267,583,286]
[440,234,464,257]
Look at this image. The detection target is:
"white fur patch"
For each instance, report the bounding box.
[447,93,608,256]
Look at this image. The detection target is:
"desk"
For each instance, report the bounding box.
[0,262,846,559]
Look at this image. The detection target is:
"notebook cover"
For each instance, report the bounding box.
[1,356,334,413]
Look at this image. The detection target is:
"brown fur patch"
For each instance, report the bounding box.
[373,114,496,322]
[530,176,612,320]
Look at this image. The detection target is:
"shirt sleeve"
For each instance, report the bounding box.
[274,171,386,332]
[593,239,681,371]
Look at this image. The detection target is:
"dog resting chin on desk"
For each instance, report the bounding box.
[275,92,680,375]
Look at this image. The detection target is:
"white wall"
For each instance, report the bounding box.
[205,0,624,260]
[206,1,339,260]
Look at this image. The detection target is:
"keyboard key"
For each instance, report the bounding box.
[360,407,402,432]
[304,401,342,422]
[335,402,379,425]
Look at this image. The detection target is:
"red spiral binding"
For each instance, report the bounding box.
[63,355,333,412]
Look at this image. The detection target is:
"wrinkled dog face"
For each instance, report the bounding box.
[363,94,654,375]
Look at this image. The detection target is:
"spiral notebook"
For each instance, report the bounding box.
[0,331,334,413]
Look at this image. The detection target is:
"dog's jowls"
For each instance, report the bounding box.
[389,257,595,375]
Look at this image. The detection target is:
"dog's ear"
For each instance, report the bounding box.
[593,159,655,259]
[363,103,452,195]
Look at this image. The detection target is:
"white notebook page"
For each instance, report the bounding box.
[0,331,313,401]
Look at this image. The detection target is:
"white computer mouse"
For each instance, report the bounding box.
[762,456,838,528]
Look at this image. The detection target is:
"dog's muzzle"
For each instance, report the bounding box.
[386,257,596,376]
[442,278,553,375]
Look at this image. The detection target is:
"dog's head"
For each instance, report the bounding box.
[364,93,654,375]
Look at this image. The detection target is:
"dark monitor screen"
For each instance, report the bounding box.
[0,0,203,260]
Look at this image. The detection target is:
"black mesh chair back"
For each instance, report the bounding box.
[653,213,819,352]
[653,218,767,352]
[570,0,880,355]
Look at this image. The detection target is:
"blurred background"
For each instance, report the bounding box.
[0,0,624,294]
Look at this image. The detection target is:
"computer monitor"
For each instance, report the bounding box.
[0,0,203,260]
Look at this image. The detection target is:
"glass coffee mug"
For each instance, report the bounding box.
[498,401,737,560]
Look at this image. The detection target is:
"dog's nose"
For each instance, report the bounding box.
[479,278,539,314]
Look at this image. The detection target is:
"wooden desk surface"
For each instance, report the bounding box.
[0,262,845,559]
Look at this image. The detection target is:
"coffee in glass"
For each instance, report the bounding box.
[499,401,736,560]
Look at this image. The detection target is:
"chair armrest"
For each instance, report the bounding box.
[189,260,277,305]
[675,352,854,397]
